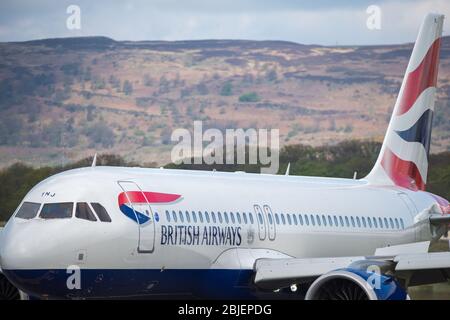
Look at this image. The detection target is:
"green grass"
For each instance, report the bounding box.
[409,282,450,300]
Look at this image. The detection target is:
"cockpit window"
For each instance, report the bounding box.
[40,202,73,219]
[75,203,97,222]
[91,203,112,222]
[15,202,41,219]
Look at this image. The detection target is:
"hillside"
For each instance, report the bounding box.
[0,36,449,167]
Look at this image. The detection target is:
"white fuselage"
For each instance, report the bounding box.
[0,166,440,298]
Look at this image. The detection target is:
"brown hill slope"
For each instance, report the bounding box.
[0,36,449,167]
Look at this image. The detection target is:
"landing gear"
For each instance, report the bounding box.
[0,274,20,300]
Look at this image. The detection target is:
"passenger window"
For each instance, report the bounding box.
[205,211,210,223]
[172,210,177,222]
[236,213,241,224]
[281,214,286,225]
[333,216,338,226]
[322,215,327,226]
[350,216,355,227]
[166,210,171,222]
[400,218,405,229]
[310,215,315,226]
[192,211,197,223]
[389,218,394,229]
[218,212,223,223]
[394,218,399,229]
[305,215,309,226]
[268,214,273,225]
[40,202,73,219]
[198,211,204,223]
[373,217,378,228]
[368,217,372,228]
[275,214,280,225]
[327,215,332,226]
[298,214,303,226]
[356,216,361,228]
[362,217,366,228]
[339,216,344,227]
[75,203,97,221]
[224,212,229,224]
[287,214,292,225]
[230,212,235,224]
[249,213,254,224]
[179,211,184,223]
[185,211,190,223]
[344,216,349,227]
[257,213,263,224]
[316,215,321,226]
[243,212,248,224]
[15,202,41,220]
[211,212,217,223]
[293,214,298,225]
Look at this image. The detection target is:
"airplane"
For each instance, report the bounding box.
[0,13,449,300]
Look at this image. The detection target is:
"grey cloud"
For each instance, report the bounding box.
[0,0,447,45]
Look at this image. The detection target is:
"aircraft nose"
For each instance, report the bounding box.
[0,222,54,297]
[0,223,37,270]
[0,220,80,298]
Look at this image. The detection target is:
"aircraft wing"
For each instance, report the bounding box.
[253,241,450,290]
[254,256,365,289]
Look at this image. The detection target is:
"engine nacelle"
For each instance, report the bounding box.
[305,268,408,300]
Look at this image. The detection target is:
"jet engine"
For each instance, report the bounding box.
[305,266,408,300]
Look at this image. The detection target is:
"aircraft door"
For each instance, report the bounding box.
[263,205,276,240]
[254,205,266,241]
[118,181,155,253]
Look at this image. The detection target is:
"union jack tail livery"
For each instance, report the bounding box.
[367,13,444,191]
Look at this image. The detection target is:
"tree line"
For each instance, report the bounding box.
[0,141,448,222]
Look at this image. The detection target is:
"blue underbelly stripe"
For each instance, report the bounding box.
[3,268,255,299]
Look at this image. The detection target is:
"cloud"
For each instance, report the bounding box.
[0,0,448,45]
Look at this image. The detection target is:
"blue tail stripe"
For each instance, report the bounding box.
[395,109,433,154]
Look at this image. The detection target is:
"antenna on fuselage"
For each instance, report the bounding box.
[285,163,290,176]
[353,171,358,179]
[91,153,97,167]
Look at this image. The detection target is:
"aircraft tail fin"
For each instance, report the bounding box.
[366,13,444,191]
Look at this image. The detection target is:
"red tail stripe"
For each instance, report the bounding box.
[381,148,425,191]
[396,37,441,116]
[118,191,181,206]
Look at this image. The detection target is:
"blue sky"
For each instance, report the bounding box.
[0,0,449,45]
